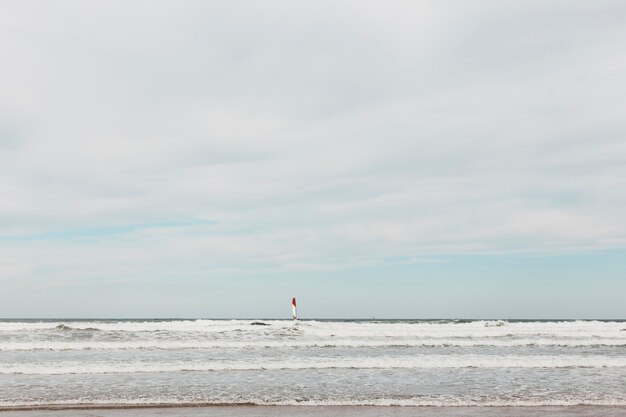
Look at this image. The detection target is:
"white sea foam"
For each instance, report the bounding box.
[2,354,625,375]
[2,397,626,407]
[271,398,626,407]
[1,320,625,351]
[1,319,624,336]
[1,337,625,351]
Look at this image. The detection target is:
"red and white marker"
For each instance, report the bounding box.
[292,297,297,320]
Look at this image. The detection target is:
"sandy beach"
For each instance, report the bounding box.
[2,405,626,417]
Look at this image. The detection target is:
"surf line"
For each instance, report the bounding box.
[292,297,297,321]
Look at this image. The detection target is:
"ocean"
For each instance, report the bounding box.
[1,319,625,409]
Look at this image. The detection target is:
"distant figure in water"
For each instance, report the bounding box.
[292,297,297,320]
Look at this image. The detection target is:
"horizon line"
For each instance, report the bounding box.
[1,317,625,321]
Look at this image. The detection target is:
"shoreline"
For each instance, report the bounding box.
[2,405,626,416]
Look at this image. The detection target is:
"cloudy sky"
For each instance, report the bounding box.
[1,1,625,318]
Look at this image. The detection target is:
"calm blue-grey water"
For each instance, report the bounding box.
[1,319,625,407]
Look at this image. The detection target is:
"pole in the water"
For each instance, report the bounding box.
[292,297,297,320]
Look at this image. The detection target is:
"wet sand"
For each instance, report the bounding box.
[1,406,626,417]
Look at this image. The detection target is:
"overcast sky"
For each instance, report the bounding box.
[1,1,625,318]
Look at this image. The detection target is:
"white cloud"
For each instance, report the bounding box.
[1,0,626,287]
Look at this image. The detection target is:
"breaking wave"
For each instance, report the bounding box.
[2,354,625,375]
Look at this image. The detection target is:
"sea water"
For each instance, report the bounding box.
[1,319,625,407]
